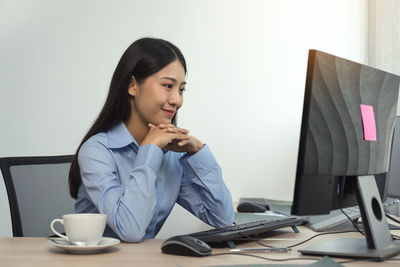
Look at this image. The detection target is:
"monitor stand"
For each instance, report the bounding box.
[300,175,400,261]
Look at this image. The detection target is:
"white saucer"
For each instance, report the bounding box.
[48,237,120,253]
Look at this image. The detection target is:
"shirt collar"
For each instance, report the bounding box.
[107,122,139,149]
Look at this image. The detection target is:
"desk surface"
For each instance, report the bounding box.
[2,227,400,266]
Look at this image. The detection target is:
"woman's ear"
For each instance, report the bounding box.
[128,76,137,97]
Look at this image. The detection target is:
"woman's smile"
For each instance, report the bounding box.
[161,108,175,118]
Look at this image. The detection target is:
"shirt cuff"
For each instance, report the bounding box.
[133,144,163,174]
[179,144,219,177]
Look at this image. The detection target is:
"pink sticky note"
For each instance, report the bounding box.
[360,104,377,141]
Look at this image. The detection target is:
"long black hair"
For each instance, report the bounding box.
[69,37,187,199]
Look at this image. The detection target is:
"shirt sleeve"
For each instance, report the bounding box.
[78,141,163,242]
[177,145,234,227]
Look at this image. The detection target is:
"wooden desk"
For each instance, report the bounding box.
[1,227,400,266]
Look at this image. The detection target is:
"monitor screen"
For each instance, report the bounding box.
[292,50,400,216]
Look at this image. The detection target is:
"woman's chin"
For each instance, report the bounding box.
[152,119,172,126]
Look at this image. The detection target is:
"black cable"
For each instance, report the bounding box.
[339,207,400,241]
[210,252,320,262]
[391,235,400,241]
[340,208,365,235]
[286,230,359,249]
[340,208,400,241]
[237,232,276,248]
[385,210,400,224]
[225,227,400,264]
[237,229,359,249]
[222,209,400,264]
[234,210,364,250]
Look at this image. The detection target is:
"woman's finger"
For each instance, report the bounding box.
[166,128,177,133]
[166,127,189,134]
[169,126,189,134]
[169,133,190,142]
[158,124,174,129]
[158,124,188,134]
[157,122,189,134]
[178,139,190,146]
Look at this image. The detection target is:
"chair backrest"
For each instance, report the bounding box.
[0,155,75,237]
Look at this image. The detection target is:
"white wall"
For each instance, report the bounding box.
[0,0,368,237]
[368,0,400,115]
[368,0,400,75]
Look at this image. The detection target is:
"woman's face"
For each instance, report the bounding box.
[128,60,186,127]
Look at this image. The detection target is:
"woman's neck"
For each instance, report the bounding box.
[124,115,148,146]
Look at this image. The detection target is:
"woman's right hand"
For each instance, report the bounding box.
[141,124,189,148]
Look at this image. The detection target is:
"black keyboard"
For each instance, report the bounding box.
[187,215,305,246]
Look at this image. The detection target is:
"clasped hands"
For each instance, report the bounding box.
[141,123,204,154]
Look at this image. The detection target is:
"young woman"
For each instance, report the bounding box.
[68,37,234,242]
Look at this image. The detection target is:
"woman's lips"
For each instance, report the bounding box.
[162,109,175,117]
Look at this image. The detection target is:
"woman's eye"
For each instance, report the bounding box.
[179,88,186,94]
[163,84,173,89]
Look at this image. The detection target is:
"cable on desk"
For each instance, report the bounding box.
[210,252,320,262]
[237,232,275,248]
[342,207,400,241]
[385,209,400,224]
[235,230,360,250]
[286,230,360,249]
[340,208,365,235]
[229,210,400,261]
[335,208,400,241]
[225,232,400,264]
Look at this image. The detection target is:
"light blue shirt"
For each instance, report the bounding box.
[75,122,234,242]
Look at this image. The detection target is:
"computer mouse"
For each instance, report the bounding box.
[237,202,269,213]
[161,235,212,257]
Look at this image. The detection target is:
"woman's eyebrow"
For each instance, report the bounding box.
[160,77,187,85]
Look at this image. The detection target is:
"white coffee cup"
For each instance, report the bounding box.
[50,213,107,246]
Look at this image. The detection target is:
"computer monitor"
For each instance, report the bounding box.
[291,50,400,260]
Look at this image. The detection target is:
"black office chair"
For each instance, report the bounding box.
[0,155,75,237]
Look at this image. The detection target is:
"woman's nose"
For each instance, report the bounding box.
[168,90,181,105]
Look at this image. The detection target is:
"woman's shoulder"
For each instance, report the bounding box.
[78,132,115,165]
[77,132,118,173]
[82,132,109,148]
[79,132,112,158]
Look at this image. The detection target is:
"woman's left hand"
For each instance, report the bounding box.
[153,124,204,154]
